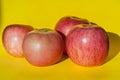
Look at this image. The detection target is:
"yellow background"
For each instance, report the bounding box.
[0,0,120,80]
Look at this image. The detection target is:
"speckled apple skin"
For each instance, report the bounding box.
[66,25,109,66]
[55,16,89,37]
[2,24,33,57]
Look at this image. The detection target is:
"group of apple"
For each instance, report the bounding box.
[2,16,109,67]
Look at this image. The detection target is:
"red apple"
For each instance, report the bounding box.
[55,16,89,38]
[22,28,64,67]
[66,24,109,66]
[2,24,33,57]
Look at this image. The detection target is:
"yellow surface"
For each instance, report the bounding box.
[0,0,120,80]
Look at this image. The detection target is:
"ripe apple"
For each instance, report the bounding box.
[2,24,33,57]
[66,24,109,66]
[22,28,64,67]
[55,16,89,38]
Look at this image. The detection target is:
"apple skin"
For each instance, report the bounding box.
[55,16,89,38]
[66,24,109,66]
[2,24,33,57]
[22,28,64,67]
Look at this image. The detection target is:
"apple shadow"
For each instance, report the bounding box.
[105,32,120,63]
[55,31,68,63]
[0,0,1,28]
[58,53,68,63]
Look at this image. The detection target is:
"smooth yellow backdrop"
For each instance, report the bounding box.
[0,0,120,80]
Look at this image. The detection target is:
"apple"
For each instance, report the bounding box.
[2,24,33,57]
[66,24,109,66]
[55,16,89,38]
[22,28,64,67]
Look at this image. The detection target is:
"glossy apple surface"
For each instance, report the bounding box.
[2,24,33,57]
[55,16,89,38]
[22,28,64,67]
[66,24,109,66]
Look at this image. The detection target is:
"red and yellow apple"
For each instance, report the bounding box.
[66,24,109,66]
[22,28,64,67]
[2,24,33,57]
[55,16,89,38]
